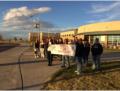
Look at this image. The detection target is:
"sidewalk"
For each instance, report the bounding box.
[0,46,61,90]
[0,46,29,90]
[17,48,61,90]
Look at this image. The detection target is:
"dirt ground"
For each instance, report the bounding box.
[44,61,120,90]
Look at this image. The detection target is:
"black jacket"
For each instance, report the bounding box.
[35,42,40,49]
[75,42,84,57]
[91,43,103,56]
[83,42,90,57]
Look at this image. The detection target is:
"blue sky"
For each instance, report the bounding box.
[0,1,120,39]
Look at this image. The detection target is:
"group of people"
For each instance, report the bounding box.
[33,37,103,75]
[74,37,103,75]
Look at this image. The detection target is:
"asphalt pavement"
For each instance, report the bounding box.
[0,45,60,90]
[0,43,19,52]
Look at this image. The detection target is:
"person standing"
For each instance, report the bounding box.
[34,39,40,59]
[40,40,45,58]
[91,38,103,71]
[75,38,84,75]
[83,39,90,66]
[58,38,63,44]
[47,38,53,66]
[61,39,70,68]
[58,38,64,61]
[44,38,48,58]
[71,36,78,63]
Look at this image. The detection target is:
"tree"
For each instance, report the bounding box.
[0,35,3,40]
[19,38,23,41]
[14,37,17,42]
[8,39,11,43]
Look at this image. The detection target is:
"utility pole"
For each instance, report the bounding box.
[35,22,40,42]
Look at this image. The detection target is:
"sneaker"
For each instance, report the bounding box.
[76,72,81,75]
[92,64,96,70]
[35,55,37,59]
[75,70,78,73]
[48,64,52,66]
[61,65,65,68]
[83,64,86,67]
[37,55,39,58]
[66,66,70,69]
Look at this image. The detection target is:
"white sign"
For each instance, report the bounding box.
[48,44,76,56]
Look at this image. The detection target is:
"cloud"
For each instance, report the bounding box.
[86,20,98,24]
[91,2,120,13]
[99,13,120,22]
[4,6,51,21]
[2,19,55,32]
[87,12,120,23]
[87,1,120,24]
[2,6,55,32]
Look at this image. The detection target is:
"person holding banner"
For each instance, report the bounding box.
[47,38,53,66]
[40,40,45,58]
[58,38,64,44]
[61,39,70,68]
[43,39,48,58]
[58,38,64,61]
[75,38,84,75]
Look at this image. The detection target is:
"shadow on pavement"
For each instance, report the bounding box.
[0,45,19,52]
[9,82,45,90]
[0,60,47,66]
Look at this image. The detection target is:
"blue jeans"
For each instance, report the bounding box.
[69,56,75,62]
[92,55,101,70]
[75,57,83,73]
[47,51,53,66]
[61,55,70,67]
[83,56,89,65]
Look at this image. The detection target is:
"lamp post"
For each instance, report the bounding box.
[34,22,40,42]
[47,28,50,38]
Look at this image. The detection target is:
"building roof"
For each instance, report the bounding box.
[78,21,120,34]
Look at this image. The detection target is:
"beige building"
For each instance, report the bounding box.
[29,21,120,48]
[28,32,60,43]
[77,21,120,48]
[59,21,120,48]
[60,29,78,40]
[28,32,38,42]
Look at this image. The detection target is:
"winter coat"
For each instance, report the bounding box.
[91,43,103,56]
[75,42,84,57]
[83,42,90,57]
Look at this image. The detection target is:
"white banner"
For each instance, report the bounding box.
[48,44,76,56]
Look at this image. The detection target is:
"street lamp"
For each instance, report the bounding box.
[34,22,40,42]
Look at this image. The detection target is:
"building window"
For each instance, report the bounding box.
[108,35,120,46]
[93,36,101,42]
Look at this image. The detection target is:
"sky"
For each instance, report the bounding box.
[0,1,120,39]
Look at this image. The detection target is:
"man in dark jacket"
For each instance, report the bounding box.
[34,40,40,58]
[75,38,84,75]
[83,39,90,66]
[47,38,53,66]
[91,38,103,71]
